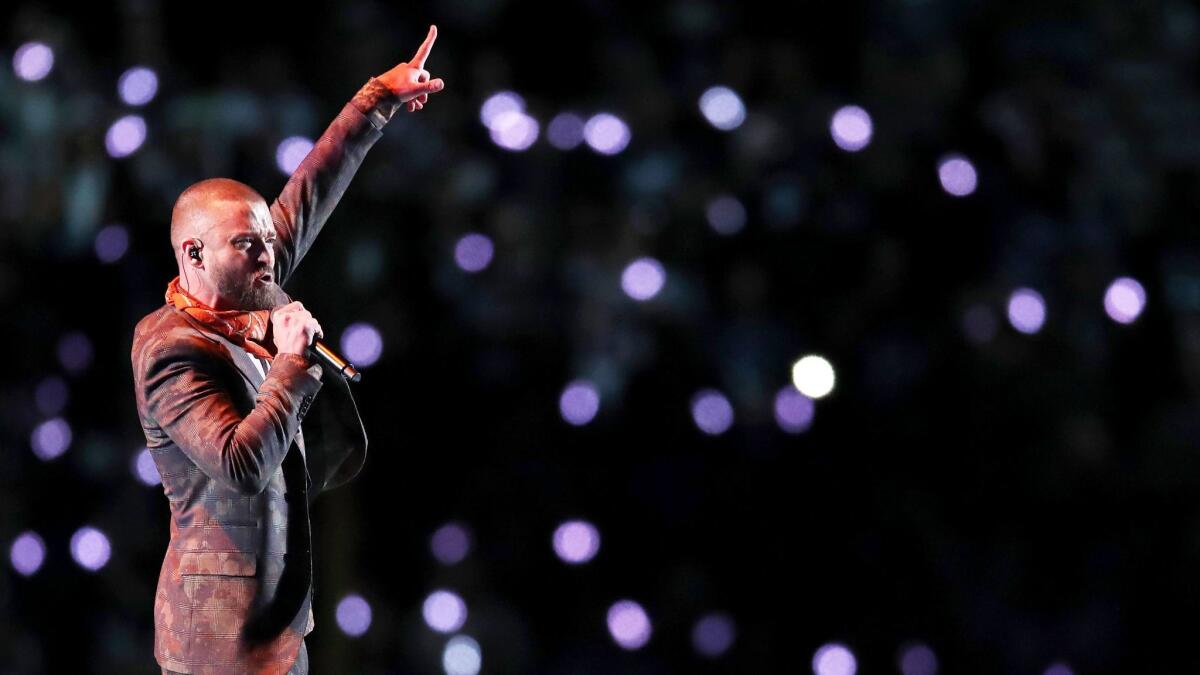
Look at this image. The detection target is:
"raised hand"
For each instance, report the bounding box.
[377,25,446,113]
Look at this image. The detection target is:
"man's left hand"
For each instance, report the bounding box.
[377,25,446,113]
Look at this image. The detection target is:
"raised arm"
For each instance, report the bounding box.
[271,24,446,286]
[138,332,322,495]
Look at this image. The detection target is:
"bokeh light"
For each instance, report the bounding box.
[431,522,472,565]
[10,531,46,577]
[34,376,68,416]
[424,590,468,633]
[336,594,373,637]
[70,526,111,571]
[584,113,631,155]
[830,105,873,152]
[118,66,158,106]
[898,642,939,675]
[443,634,482,675]
[1007,287,1046,334]
[812,642,857,675]
[606,599,651,650]
[31,417,72,461]
[774,385,815,434]
[480,91,526,127]
[699,86,747,131]
[95,224,130,263]
[547,112,586,150]
[57,331,94,373]
[938,154,978,196]
[692,612,736,658]
[706,194,747,235]
[559,379,600,426]
[1104,276,1146,324]
[454,233,495,272]
[133,447,161,486]
[552,520,600,564]
[105,115,147,158]
[962,303,999,344]
[340,322,383,367]
[1044,663,1074,675]
[791,355,836,399]
[621,257,666,301]
[690,389,734,435]
[489,110,539,151]
[276,136,314,175]
[13,42,54,82]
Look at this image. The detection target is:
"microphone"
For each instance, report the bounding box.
[307,334,362,383]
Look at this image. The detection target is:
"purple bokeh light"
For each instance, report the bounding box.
[133,447,161,486]
[480,91,526,127]
[552,520,600,564]
[691,389,734,435]
[336,594,373,637]
[607,599,652,650]
[454,233,495,272]
[70,526,111,571]
[621,257,666,301]
[1104,276,1146,324]
[34,376,68,416]
[340,322,383,367]
[962,303,999,344]
[14,42,54,82]
[699,86,746,131]
[1007,287,1046,334]
[423,589,468,633]
[774,386,815,434]
[118,66,158,106]
[95,224,130,263]
[31,417,71,461]
[57,331,93,373]
[559,379,600,426]
[489,111,539,151]
[898,642,939,675]
[813,642,857,675]
[938,155,978,196]
[105,115,147,158]
[10,531,46,576]
[830,105,873,152]
[692,612,736,658]
[584,113,631,155]
[547,112,586,150]
[1044,663,1074,675]
[706,195,747,235]
[431,522,472,565]
[276,136,314,175]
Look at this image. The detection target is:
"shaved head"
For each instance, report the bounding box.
[170,178,267,253]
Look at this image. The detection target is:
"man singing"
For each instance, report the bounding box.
[130,25,444,674]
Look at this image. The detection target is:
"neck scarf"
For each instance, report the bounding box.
[164,276,276,361]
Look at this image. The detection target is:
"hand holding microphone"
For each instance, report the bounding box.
[270,301,362,382]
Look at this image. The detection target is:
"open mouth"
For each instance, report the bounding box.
[255,272,273,284]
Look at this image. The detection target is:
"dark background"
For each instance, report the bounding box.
[2,0,1199,672]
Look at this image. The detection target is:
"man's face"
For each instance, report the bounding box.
[206,199,278,311]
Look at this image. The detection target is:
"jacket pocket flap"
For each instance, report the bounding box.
[178,550,257,576]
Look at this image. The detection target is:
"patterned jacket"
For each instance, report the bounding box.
[130,78,399,674]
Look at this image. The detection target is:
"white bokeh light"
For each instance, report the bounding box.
[1007,287,1046,334]
[336,594,373,637]
[443,634,482,675]
[276,136,314,175]
[607,599,652,650]
[621,257,666,301]
[70,526,111,572]
[552,520,601,564]
[813,642,857,675]
[14,42,54,82]
[584,113,631,155]
[791,355,836,399]
[118,66,159,106]
[480,91,526,127]
[106,115,147,158]
[699,86,747,131]
[489,110,539,151]
[830,105,873,152]
[1104,276,1146,324]
[424,590,468,633]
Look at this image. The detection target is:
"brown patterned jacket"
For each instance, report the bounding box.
[130,79,399,674]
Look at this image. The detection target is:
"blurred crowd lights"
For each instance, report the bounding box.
[479,91,631,154]
[699,86,747,131]
[830,105,873,152]
[552,519,601,564]
[336,593,373,637]
[607,599,652,649]
[424,589,469,634]
[431,522,472,565]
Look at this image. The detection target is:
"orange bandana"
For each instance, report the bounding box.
[165,276,276,360]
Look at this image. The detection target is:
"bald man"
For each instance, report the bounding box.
[130,26,444,675]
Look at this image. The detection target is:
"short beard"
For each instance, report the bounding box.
[215,270,276,311]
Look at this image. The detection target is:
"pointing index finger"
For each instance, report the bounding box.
[411,25,437,69]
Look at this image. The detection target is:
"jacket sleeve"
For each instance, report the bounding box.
[140,333,323,495]
[270,78,400,286]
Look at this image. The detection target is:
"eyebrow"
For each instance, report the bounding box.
[228,230,278,240]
